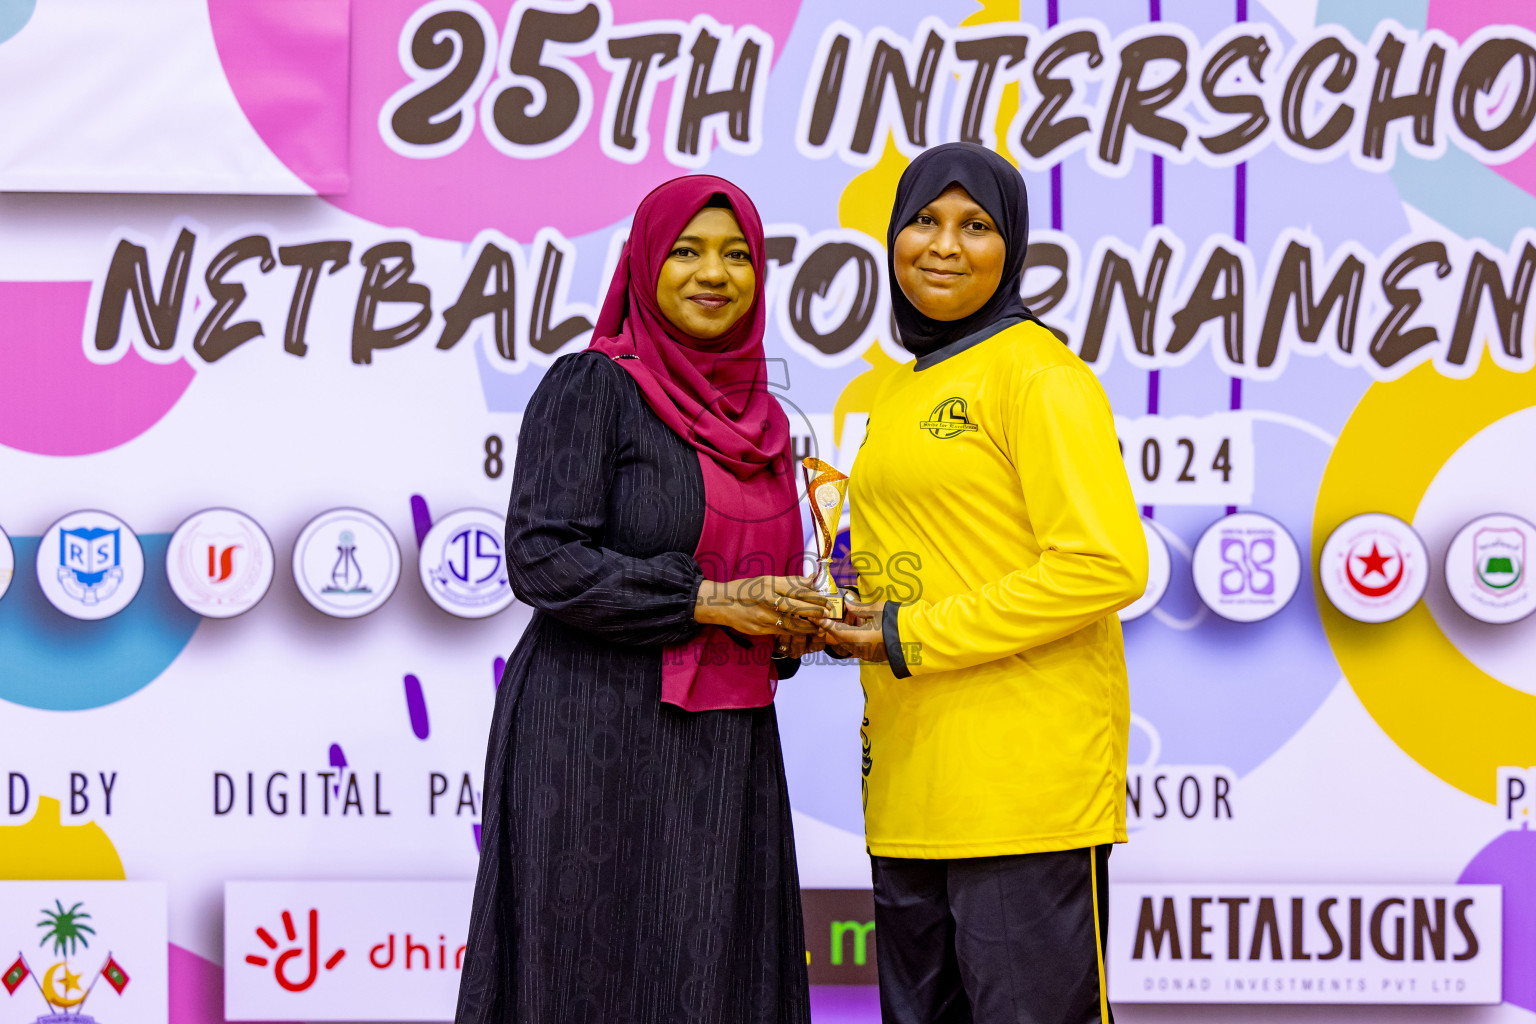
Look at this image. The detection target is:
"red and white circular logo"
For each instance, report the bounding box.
[1319,513,1428,623]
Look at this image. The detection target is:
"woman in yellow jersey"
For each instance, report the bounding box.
[822,143,1148,1024]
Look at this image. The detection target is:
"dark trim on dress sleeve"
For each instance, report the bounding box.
[772,656,802,681]
[883,601,910,678]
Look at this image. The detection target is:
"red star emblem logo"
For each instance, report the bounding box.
[1355,542,1393,579]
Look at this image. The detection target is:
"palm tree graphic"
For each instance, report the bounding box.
[38,901,94,957]
[35,900,95,1009]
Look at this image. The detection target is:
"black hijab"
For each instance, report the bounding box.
[887,142,1038,357]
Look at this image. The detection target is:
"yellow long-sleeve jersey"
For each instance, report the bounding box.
[849,319,1149,859]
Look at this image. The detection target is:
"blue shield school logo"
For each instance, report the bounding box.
[57,527,124,605]
[418,509,515,619]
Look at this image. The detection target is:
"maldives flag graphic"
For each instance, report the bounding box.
[101,956,129,994]
[3,955,28,994]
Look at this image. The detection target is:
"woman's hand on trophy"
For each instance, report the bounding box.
[818,596,888,662]
[694,574,829,637]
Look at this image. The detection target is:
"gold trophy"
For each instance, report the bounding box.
[802,457,849,619]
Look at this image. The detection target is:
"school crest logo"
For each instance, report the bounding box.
[1319,513,1428,623]
[1444,514,1536,624]
[1190,512,1301,622]
[1474,528,1524,592]
[293,509,401,619]
[418,509,515,619]
[920,397,979,439]
[35,511,144,621]
[166,509,275,618]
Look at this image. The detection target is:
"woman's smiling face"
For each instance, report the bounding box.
[892,184,1007,323]
[654,206,757,341]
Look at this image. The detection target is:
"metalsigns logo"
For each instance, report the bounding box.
[0,884,163,1022]
[417,509,514,619]
[1191,512,1301,622]
[1319,513,1429,623]
[165,508,274,618]
[34,511,144,621]
[1445,514,1536,624]
[0,523,12,602]
[1108,883,1502,1005]
[292,509,401,618]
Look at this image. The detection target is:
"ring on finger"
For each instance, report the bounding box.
[775,594,787,612]
[776,617,784,628]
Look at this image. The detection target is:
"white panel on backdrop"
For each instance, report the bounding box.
[0,0,339,194]
[1108,883,1502,1005]
[224,881,472,1022]
[0,882,167,1024]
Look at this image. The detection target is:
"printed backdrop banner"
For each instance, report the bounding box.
[2,0,1536,1020]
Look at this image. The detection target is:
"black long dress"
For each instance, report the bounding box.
[456,351,812,1024]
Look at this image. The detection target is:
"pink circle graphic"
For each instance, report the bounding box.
[0,281,195,457]
[210,0,801,242]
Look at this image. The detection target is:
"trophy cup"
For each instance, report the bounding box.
[802,457,849,620]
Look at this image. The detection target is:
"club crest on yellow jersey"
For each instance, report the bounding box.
[920,397,979,439]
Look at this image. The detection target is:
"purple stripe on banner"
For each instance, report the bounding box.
[1229,0,1247,516]
[1235,163,1247,244]
[404,674,430,740]
[409,494,432,546]
[1145,0,1164,521]
[1048,1,1061,229]
[1051,164,1063,230]
[494,656,507,689]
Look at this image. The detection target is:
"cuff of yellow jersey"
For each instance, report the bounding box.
[883,601,910,678]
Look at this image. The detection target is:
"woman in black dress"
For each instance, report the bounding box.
[456,176,822,1024]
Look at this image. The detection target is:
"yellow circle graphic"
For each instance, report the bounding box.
[1315,360,1536,803]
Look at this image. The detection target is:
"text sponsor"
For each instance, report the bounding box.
[1126,766,1236,824]
[1108,883,1501,1004]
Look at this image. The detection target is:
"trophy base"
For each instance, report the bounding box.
[825,593,844,620]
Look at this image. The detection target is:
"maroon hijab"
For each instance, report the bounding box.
[588,175,800,711]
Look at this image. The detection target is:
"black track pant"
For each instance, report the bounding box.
[870,846,1114,1024]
